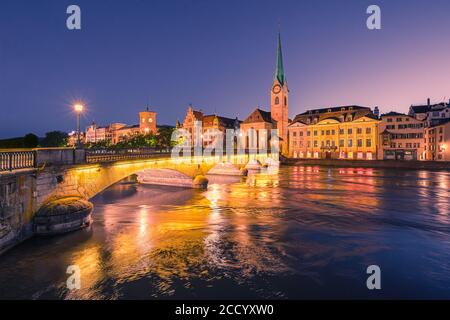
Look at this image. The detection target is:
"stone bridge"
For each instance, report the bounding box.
[0,148,274,253]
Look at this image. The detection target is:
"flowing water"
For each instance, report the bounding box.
[0,165,450,299]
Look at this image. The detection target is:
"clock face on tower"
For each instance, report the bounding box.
[272,84,281,94]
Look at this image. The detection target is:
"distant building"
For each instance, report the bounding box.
[241,32,290,155]
[181,105,240,147]
[288,106,379,160]
[67,131,85,147]
[84,107,157,145]
[409,98,450,126]
[378,112,425,160]
[85,122,115,144]
[424,119,450,161]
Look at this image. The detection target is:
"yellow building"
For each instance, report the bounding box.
[288,106,380,160]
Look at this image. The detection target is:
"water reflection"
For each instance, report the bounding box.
[0,166,449,299]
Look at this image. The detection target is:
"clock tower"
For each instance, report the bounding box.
[270,32,289,155]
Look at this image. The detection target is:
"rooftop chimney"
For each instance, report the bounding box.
[373,106,380,118]
[427,98,431,107]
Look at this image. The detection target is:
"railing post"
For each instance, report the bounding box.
[9,153,12,172]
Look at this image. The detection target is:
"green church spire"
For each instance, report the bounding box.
[274,32,285,86]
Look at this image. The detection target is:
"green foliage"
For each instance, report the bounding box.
[23,133,39,148]
[0,133,39,149]
[40,131,68,147]
[84,127,176,150]
[156,126,176,148]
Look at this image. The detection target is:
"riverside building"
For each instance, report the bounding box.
[288,106,379,160]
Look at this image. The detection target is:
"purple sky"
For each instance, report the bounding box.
[1,0,450,138]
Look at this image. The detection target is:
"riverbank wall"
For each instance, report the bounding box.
[283,159,450,171]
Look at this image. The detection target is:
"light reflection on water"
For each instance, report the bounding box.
[0,166,450,299]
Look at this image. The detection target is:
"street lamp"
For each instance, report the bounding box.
[74,103,84,148]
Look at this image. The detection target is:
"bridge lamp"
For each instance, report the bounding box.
[74,104,84,148]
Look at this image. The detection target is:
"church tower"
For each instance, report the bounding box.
[270,32,289,155]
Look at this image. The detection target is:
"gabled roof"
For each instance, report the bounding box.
[243,108,274,124]
[410,102,448,114]
[202,115,241,128]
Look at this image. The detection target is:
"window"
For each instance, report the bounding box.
[387,118,393,123]
[284,97,287,106]
[314,141,318,147]
[326,130,330,135]
[396,118,403,122]
[357,139,362,147]
[307,131,311,137]
[339,129,344,135]
[293,132,297,137]
[348,128,353,134]
[357,128,362,134]
[339,139,344,147]
[321,130,325,136]
[348,139,353,147]
[366,139,371,147]
[332,130,335,135]
[366,128,371,134]
[299,131,303,137]
[275,97,279,105]
[314,131,318,136]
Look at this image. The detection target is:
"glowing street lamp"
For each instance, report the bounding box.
[74,103,84,148]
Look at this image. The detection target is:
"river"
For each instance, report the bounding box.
[0,165,449,299]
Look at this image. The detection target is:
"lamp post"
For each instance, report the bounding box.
[74,104,84,148]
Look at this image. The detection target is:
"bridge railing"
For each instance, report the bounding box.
[0,151,36,172]
[85,148,171,163]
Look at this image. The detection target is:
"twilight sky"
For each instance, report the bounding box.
[0,0,450,138]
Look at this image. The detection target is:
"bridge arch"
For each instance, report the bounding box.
[36,158,215,206]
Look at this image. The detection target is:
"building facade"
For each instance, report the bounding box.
[424,119,450,161]
[378,112,425,160]
[240,108,275,150]
[181,105,240,147]
[84,107,157,145]
[288,106,379,160]
[409,98,450,126]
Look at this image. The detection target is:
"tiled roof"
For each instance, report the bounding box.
[291,106,376,124]
[243,108,274,124]
[381,111,406,117]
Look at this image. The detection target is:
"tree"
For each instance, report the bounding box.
[40,131,68,147]
[23,133,39,148]
[156,126,176,149]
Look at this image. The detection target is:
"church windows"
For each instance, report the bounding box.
[275,97,280,105]
[284,97,287,106]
